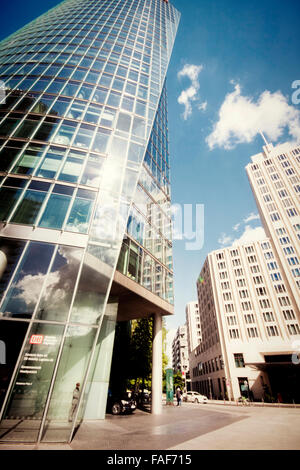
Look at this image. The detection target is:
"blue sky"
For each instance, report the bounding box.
[1,0,300,342]
[166,0,300,336]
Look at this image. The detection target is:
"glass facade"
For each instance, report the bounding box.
[0,0,179,442]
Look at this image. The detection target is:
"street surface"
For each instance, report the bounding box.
[0,402,299,450]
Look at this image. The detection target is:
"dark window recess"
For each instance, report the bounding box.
[0,93,20,110]
[3,177,28,188]
[264,355,292,363]
[11,189,47,225]
[234,353,245,368]
[28,180,51,191]
[13,120,39,139]
[0,118,20,136]
[14,94,36,112]
[0,146,21,172]
[0,187,22,221]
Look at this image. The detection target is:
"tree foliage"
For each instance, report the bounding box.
[109,316,170,394]
[129,317,153,389]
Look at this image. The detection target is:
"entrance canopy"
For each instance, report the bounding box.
[112,270,174,321]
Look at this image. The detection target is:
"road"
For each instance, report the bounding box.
[0,402,299,450]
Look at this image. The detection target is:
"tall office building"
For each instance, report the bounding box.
[172,324,189,379]
[0,0,180,443]
[191,240,300,402]
[246,142,300,312]
[185,300,201,353]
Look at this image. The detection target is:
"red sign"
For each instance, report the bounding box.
[182,371,185,376]
[30,335,44,345]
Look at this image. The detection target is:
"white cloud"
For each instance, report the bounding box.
[243,212,260,223]
[232,223,241,232]
[198,101,207,111]
[177,64,204,120]
[218,232,233,247]
[232,225,266,246]
[206,83,300,150]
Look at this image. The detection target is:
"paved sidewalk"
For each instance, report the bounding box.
[0,402,300,450]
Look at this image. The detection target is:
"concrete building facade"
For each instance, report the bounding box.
[246,142,300,311]
[185,300,201,354]
[190,142,300,402]
[190,238,300,402]
[172,324,189,380]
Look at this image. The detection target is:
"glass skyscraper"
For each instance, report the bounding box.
[0,0,180,443]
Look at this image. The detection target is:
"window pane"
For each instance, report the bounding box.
[100,108,116,128]
[116,112,131,132]
[0,238,26,302]
[0,241,55,318]
[11,190,47,225]
[0,320,29,410]
[128,247,139,280]
[13,119,39,139]
[0,322,63,442]
[0,187,22,221]
[116,241,129,274]
[66,101,86,120]
[65,197,93,233]
[12,146,45,175]
[70,258,109,324]
[92,87,107,104]
[14,94,36,112]
[121,95,134,112]
[41,325,96,441]
[33,121,59,142]
[128,142,144,163]
[39,193,71,229]
[58,156,84,183]
[77,85,93,101]
[30,78,51,92]
[80,155,104,187]
[31,96,53,114]
[73,126,95,149]
[36,151,63,179]
[49,98,71,117]
[0,118,19,137]
[92,129,110,154]
[83,104,102,125]
[132,117,145,138]
[0,146,21,172]
[46,79,65,94]
[107,91,121,107]
[61,81,80,98]
[36,245,83,321]
[53,123,77,146]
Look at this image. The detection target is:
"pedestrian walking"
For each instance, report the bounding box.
[176,387,182,407]
[68,382,80,422]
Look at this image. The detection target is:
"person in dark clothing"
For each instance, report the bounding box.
[176,387,182,406]
[68,382,80,422]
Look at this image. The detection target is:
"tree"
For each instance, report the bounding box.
[162,317,169,372]
[128,317,153,392]
[173,371,185,391]
[110,315,170,395]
